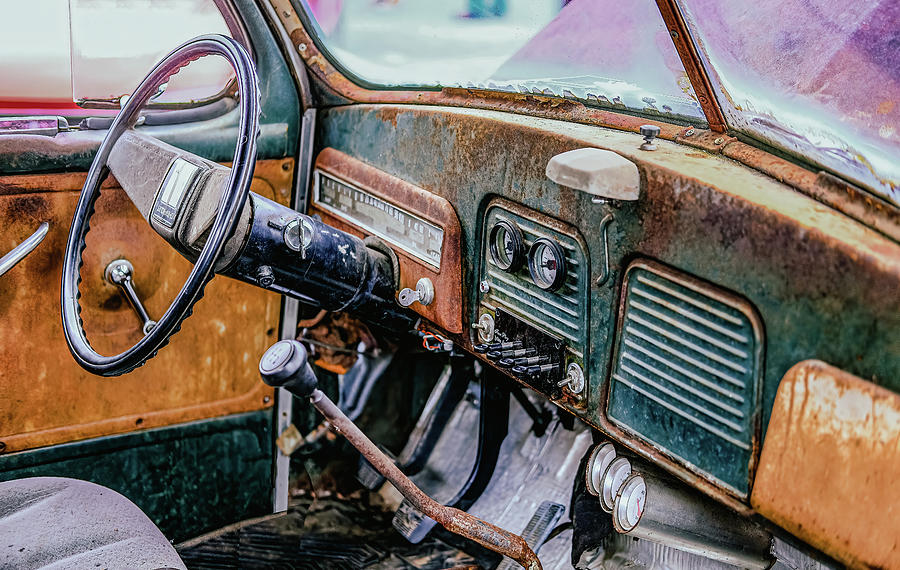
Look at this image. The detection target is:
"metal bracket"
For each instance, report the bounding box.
[594,214,615,287]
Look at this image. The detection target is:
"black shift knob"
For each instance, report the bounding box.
[259,339,318,398]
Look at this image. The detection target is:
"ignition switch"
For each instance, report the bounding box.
[398,277,435,307]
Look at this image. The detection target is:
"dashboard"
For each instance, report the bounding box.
[307,103,900,514]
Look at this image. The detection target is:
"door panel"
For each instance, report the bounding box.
[0,159,292,453]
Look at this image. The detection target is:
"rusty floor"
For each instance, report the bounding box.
[177,491,496,569]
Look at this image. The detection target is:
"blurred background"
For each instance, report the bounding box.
[306,0,563,86]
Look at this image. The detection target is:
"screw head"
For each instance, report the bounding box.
[297,43,307,52]
[714,137,725,145]
[479,280,490,293]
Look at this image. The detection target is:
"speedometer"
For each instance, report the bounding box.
[528,238,567,291]
[313,171,444,268]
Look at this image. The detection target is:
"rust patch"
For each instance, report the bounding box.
[723,142,900,243]
[0,159,292,453]
[752,360,900,569]
[654,0,728,132]
[312,148,465,334]
[675,128,736,153]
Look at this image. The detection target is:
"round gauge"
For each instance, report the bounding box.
[612,473,646,533]
[585,443,616,497]
[488,220,525,272]
[528,238,567,291]
[600,456,632,513]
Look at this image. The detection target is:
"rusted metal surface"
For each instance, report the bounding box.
[653,0,727,133]
[605,259,765,499]
[673,126,736,153]
[315,104,900,514]
[310,389,542,570]
[267,1,897,245]
[0,159,292,453]
[312,147,465,333]
[751,360,900,569]
[723,141,900,243]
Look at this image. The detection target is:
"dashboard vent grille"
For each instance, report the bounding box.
[608,261,762,497]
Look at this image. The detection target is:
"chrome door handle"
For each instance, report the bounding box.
[0,222,50,277]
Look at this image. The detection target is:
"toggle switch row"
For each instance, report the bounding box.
[474,339,562,380]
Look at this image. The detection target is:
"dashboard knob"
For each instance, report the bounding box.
[557,362,585,394]
[259,339,318,398]
[486,347,535,361]
[476,340,522,354]
[639,125,661,151]
[512,362,558,377]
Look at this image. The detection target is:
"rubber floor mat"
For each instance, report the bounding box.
[177,494,485,569]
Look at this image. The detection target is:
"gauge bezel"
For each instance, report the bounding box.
[488,220,526,273]
[527,238,567,291]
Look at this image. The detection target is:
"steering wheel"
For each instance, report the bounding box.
[61,34,259,377]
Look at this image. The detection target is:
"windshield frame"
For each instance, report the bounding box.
[292,0,711,129]
[672,0,899,206]
[287,0,898,218]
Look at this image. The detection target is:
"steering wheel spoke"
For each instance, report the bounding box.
[107,130,249,267]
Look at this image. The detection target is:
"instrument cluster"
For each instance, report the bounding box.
[475,199,590,404]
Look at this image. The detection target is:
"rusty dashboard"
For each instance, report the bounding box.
[308,104,900,517]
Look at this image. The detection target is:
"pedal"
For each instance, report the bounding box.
[495,500,566,569]
[392,498,438,544]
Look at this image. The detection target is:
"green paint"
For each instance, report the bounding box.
[0,410,274,543]
[316,105,899,495]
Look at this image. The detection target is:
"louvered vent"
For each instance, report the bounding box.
[608,261,762,497]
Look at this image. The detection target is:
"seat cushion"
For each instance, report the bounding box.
[0,477,186,570]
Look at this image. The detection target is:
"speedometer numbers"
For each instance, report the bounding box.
[488,220,525,272]
[528,238,567,292]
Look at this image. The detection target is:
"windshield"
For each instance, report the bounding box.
[678,0,899,205]
[302,0,705,124]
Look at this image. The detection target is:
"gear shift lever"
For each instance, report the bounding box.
[259,340,542,570]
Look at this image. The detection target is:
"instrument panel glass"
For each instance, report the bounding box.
[313,171,444,268]
[489,220,525,272]
[528,238,567,291]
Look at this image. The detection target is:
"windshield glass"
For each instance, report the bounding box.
[678,0,899,205]
[302,0,705,124]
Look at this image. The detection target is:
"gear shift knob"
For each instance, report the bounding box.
[259,339,318,398]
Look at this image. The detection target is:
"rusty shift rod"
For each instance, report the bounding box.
[259,340,542,570]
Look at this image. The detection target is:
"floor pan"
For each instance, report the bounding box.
[177,494,486,569]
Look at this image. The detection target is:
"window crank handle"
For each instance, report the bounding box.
[104,259,156,335]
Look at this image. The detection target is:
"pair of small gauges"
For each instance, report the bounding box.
[489,220,567,292]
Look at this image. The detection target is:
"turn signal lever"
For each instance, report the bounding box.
[259,340,542,570]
